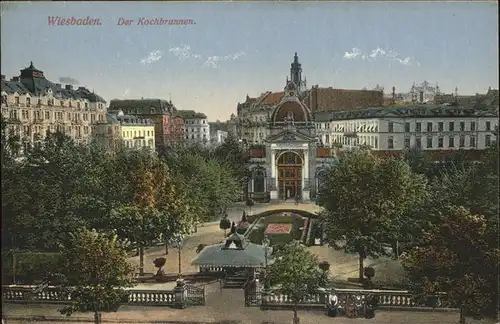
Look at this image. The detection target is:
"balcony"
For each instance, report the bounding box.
[343,131,358,138]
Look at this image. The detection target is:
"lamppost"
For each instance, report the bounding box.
[262,235,270,286]
[173,235,185,281]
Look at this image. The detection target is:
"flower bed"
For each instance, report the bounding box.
[264,223,292,235]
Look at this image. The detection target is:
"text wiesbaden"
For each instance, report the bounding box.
[48,16,102,26]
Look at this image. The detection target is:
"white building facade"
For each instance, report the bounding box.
[211,129,228,146]
[177,110,210,146]
[313,106,498,152]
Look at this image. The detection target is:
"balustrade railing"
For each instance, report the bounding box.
[257,288,448,310]
[199,266,225,273]
[2,285,177,306]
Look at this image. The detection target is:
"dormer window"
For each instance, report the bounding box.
[84,103,88,109]
[60,100,64,107]
[15,97,20,105]
[26,98,31,107]
[77,102,81,109]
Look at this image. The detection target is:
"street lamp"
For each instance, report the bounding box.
[173,235,185,281]
[262,235,270,275]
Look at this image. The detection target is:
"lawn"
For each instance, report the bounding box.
[247,213,305,246]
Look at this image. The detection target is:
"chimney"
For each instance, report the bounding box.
[1,75,5,80]
[56,83,61,88]
[11,77,20,82]
[65,85,73,90]
[246,94,249,101]
[78,86,86,90]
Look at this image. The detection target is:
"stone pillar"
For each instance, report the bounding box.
[270,150,278,200]
[251,179,254,192]
[174,279,187,309]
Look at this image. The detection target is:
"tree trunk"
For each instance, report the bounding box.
[224,229,227,237]
[165,242,169,256]
[139,244,145,276]
[94,312,101,324]
[459,305,466,324]
[358,254,364,281]
[293,303,300,324]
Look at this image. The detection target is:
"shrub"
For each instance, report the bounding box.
[319,261,330,272]
[219,219,231,231]
[364,266,375,280]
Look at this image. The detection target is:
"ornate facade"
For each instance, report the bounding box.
[238,54,498,202]
[1,62,106,152]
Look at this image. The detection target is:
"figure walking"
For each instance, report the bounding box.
[326,290,339,317]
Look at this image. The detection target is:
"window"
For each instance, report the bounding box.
[427,122,433,132]
[15,97,20,104]
[404,122,410,133]
[438,122,443,132]
[45,111,50,119]
[427,137,433,148]
[388,137,394,149]
[374,137,378,149]
[449,122,455,132]
[60,100,64,107]
[404,138,411,148]
[486,121,491,131]
[77,102,81,109]
[26,98,31,107]
[470,136,476,148]
[85,103,89,109]
[416,137,422,148]
[485,135,491,147]
[416,122,421,132]
[449,136,455,148]
[459,135,465,147]
[470,122,476,131]
[325,135,330,143]
[388,122,394,133]
[460,122,465,131]
[438,137,444,148]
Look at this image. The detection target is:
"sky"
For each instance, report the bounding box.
[1,2,498,121]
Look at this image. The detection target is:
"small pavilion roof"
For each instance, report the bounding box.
[191,233,273,268]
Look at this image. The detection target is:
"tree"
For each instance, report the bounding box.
[57,229,134,324]
[401,205,499,322]
[317,149,427,280]
[213,133,251,201]
[267,241,323,324]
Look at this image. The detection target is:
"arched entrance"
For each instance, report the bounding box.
[277,151,302,200]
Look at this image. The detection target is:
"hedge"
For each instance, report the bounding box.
[2,251,62,284]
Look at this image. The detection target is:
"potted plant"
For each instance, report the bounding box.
[153,257,166,281]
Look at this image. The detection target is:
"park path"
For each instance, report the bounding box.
[127,202,322,275]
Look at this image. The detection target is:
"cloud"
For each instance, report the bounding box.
[343,48,362,60]
[140,50,162,65]
[167,45,245,68]
[342,47,420,66]
[202,51,246,68]
[59,77,79,85]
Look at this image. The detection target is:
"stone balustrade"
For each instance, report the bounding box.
[258,287,448,310]
[127,290,175,305]
[2,285,177,307]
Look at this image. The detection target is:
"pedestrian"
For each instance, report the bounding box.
[326,290,338,317]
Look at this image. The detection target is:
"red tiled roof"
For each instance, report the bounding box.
[306,87,384,112]
[258,92,284,106]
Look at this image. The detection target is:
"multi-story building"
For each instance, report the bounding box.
[169,114,185,146]
[176,110,210,145]
[114,110,155,150]
[314,105,498,153]
[92,110,155,151]
[211,129,228,146]
[230,53,384,145]
[233,54,498,203]
[108,99,176,148]
[1,62,106,152]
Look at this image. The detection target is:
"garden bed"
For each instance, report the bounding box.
[247,213,305,246]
